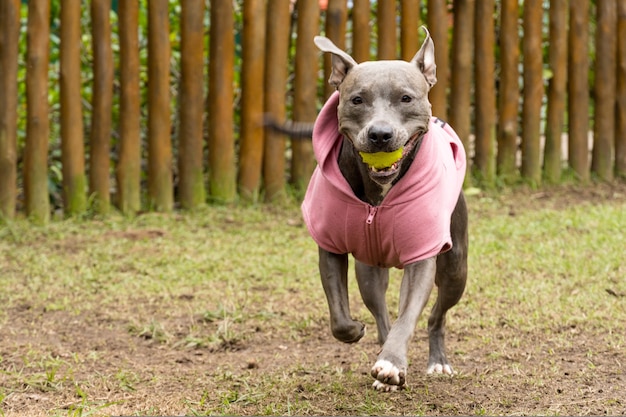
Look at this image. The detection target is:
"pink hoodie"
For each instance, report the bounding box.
[301,92,466,268]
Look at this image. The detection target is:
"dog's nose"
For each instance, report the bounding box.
[367,125,394,145]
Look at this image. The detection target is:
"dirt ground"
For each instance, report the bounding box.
[1,182,625,416]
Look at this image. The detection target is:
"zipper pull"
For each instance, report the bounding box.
[366,206,378,224]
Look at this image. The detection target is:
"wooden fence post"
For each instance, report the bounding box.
[263,0,291,203]
[147,0,173,211]
[351,0,370,63]
[238,0,266,201]
[24,0,51,223]
[568,0,590,181]
[497,0,520,183]
[474,0,496,185]
[0,0,20,220]
[449,0,474,186]
[208,1,236,203]
[116,0,141,214]
[427,0,449,120]
[291,0,318,190]
[617,0,626,178]
[178,0,206,209]
[592,0,617,181]
[544,0,568,183]
[324,0,347,99]
[12,0,626,219]
[377,0,396,60]
[521,0,544,185]
[60,0,87,216]
[400,0,421,62]
[90,0,114,214]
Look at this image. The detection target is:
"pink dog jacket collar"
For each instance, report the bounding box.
[301,92,466,268]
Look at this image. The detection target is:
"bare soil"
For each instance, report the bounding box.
[1,182,625,416]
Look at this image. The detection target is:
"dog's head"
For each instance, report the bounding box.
[315,27,436,185]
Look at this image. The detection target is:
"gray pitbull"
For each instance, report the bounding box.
[301,28,468,391]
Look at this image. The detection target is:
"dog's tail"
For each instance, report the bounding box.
[262,114,314,139]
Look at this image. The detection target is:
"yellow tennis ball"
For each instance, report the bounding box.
[359,148,404,169]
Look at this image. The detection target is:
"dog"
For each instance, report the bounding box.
[300,27,468,391]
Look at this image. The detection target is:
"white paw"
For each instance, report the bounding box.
[371,359,404,389]
[372,379,399,392]
[427,362,454,375]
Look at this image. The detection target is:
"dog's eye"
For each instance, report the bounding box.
[351,96,363,105]
[401,95,412,103]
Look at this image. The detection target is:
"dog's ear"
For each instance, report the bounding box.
[411,26,437,89]
[314,36,358,89]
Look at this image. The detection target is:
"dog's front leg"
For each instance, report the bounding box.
[371,257,436,391]
[319,247,366,343]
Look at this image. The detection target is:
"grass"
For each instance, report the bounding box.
[0,185,625,416]
[468,198,625,332]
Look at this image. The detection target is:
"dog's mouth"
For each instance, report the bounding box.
[364,133,422,178]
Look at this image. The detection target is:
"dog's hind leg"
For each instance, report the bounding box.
[428,193,468,374]
[319,247,366,343]
[355,261,392,345]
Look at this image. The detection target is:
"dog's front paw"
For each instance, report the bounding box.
[332,321,366,344]
[372,379,401,392]
[371,359,405,391]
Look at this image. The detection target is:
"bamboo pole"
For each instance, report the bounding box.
[520,0,544,185]
[60,0,87,216]
[377,0,396,60]
[544,0,568,183]
[291,0,318,190]
[351,0,370,63]
[263,0,291,202]
[90,0,114,214]
[567,0,590,181]
[147,0,173,211]
[0,0,20,219]
[497,0,520,183]
[116,0,141,214]
[591,0,617,181]
[24,0,51,223]
[474,0,496,185]
[238,0,267,202]
[400,0,421,62]
[208,0,236,202]
[178,0,206,209]
[448,0,474,185]
[617,0,626,178]
[324,0,347,99]
[427,0,449,120]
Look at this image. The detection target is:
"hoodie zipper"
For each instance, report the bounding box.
[365,206,383,266]
[366,206,378,224]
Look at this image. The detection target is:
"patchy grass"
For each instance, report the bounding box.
[0,183,625,416]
